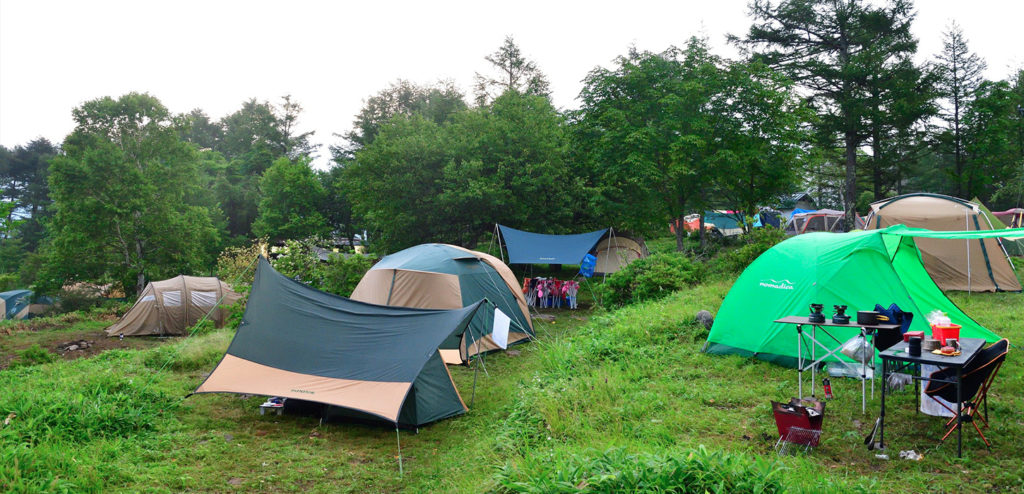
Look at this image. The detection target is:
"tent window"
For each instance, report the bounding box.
[192,291,218,307]
[140,295,155,303]
[163,291,182,306]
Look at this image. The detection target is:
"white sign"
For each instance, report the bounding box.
[492,308,511,349]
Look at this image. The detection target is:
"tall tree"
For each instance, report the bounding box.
[252,156,330,241]
[45,93,220,295]
[334,79,466,158]
[277,95,318,159]
[735,0,918,220]
[934,22,987,197]
[473,36,551,106]
[576,39,809,249]
[964,75,1024,202]
[0,138,58,251]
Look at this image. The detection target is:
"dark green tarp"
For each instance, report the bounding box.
[194,257,484,427]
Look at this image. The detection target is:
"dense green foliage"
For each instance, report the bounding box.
[271,239,372,297]
[598,253,706,307]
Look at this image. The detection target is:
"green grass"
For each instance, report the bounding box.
[1,268,1023,492]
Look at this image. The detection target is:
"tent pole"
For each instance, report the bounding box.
[396,426,404,476]
[966,209,972,294]
[495,224,506,265]
[470,354,480,407]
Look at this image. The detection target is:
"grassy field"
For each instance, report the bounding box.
[2,265,1023,492]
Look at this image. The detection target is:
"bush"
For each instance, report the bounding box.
[494,446,783,493]
[598,253,705,307]
[271,238,373,297]
[216,240,265,287]
[0,272,18,292]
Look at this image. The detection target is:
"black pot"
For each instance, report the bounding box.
[857,311,890,326]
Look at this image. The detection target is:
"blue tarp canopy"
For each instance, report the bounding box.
[498,224,608,265]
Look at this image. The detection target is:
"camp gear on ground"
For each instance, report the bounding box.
[822,378,833,399]
[349,243,533,364]
[706,227,1006,370]
[106,276,242,337]
[924,339,1009,450]
[865,193,1021,293]
[772,397,825,453]
[878,337,988,457]
[193,257,485,428]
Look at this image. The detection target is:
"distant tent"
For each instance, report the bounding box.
[0,290,33,320]
[106,276,243,336]
[705,227,1005,368]
[992,208,1024,228]
[975,198,1024,257]
[497,224,608,265]
[593,234,650,274]
[865,193,1021,292]
[784,209,846,235]
[350,243,533,364]
[755,210,783,229]
[193,257,483,428]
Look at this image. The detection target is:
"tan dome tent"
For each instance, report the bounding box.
[107,276,243,336]
[865,193,1021,292]
[350,244,533,364]
[593,233,649,274]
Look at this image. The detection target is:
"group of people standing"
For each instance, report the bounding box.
[522,277,581,309]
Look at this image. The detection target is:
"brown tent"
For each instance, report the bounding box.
[865,193,1021,292]
[594,234,649,274]
[106,276,243,336]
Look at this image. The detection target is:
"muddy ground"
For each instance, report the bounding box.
[0,313,171,369]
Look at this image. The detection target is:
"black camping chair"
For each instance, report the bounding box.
[923,338,1009,448]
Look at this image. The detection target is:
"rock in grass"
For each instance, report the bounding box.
[695,310,714,329]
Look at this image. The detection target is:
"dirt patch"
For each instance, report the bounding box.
[1,328,172,369]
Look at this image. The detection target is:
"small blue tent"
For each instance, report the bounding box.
[0,290,33,320]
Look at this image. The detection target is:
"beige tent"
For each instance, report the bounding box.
[594,234,649,274]
[106,276,243,336]
[865,193,1021,292]
[349,244,534,364]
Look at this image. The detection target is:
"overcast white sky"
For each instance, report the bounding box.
[2,0,1023,164]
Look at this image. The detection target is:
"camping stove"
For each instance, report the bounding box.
[808,303,825,323]
[832,305,850,324]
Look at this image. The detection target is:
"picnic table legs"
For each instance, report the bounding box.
[879,358,886,450]
[957,366,963,458]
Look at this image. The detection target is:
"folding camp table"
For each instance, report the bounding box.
[775,316,902,413]
[878,338,985,458]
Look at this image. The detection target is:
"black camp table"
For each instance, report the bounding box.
[775,316,902,414]
[878,338,985,458]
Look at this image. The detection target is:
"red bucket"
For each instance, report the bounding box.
[931,324,961,345]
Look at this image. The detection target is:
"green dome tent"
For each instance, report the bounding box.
[705,226,1006,368]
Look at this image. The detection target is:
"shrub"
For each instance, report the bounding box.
[216,239,265,287]
[0,272,18,292]
[597,253,705,307]
[271,238,374,297]
[53,287,103,314]
[494,446,783,493]
[319,253,373,297]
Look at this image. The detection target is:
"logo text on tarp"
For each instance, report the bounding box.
[759,279,794,290]
[290,389,315,395]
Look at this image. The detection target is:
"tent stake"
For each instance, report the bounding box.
[396,426,404,476]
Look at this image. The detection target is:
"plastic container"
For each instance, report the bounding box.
[931,324,961,345]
